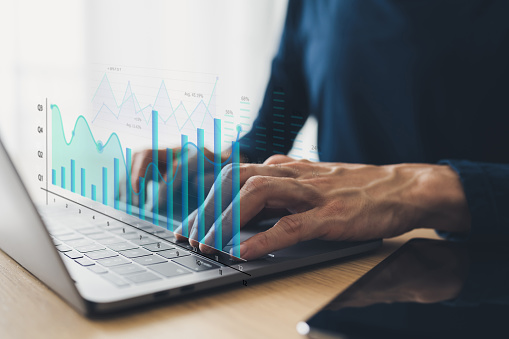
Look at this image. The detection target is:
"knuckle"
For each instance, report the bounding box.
[141,149,152,158]
[289,161,308,169]
[238,163,249,177]
[220,163,234,180]
[256,231,272,250]
[283,162,309,177]
[321,201,347,218]
[277,215,302,237]
[264,154,289,165]
[243,175,270,194]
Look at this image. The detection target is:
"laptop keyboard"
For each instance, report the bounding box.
[43,214,224,288]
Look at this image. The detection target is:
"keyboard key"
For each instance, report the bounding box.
[86,250,118,260]
[64,250,83,259]
[138,225,159,233]
[88,265,108,274]
[96,237,124,245]
[133,255,166,266]
[52,238,62,246]
[125,272,161,284]
[149,262,191,278]
[69,223,96,231]
[87,232,111,240]
[119,232,141,240]
[158,249,190,259]
[153,229,175,237]
[96,256,130,267]
[172,256,220,272]
[75,244,106,253]
[65,239,94,248]
[111,228,134,235]
[102,273,129,287]
[131,237,159,246]
[119,248,152,258]
[56,233,83,241]
[77,227,103,235]
[111,264,146,276]
[109,242,139,252]
[97,222,121,229]
[56,244,72,252]
[90,218,108,226]
[99,225,123,232]
[160,236,177,243]
[130,221,151,228]
[176,242,196,251]
[75,257,95,266]
[49,229,73,236]
[143,242,173,252]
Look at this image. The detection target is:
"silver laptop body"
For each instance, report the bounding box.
[0,138,381,316]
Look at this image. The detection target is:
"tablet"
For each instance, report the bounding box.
[298,238,509,339]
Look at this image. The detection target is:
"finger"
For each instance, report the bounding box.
[174,209,198,240]
[250,208,291,224]
[131,151,148,194]
[156,153,187,212]
[233,211,314,260]
[160,146,216,240]
[187,171,227,246]
[188,175,230,247]
[190,163,298,247]
[263,154,295,165]
[199,176,315,253]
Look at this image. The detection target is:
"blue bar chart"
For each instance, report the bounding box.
[51,103,243,257]
[181,134,189,237]
[80,168,86,197]
[166,148,173,230]
[71,159,76,193]
[152,110,159,225]
[214,118,222,249]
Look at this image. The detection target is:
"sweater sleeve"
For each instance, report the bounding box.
[438,159,509,241]
[239,0,310,163]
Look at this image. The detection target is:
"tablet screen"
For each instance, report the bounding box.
[300,239,509,339]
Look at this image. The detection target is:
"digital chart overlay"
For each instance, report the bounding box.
[51,104,243,258]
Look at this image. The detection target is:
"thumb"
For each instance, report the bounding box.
[233,212,312,260]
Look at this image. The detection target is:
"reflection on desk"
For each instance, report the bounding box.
[306,239,509,339]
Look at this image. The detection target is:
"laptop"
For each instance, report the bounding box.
[0,137,381,316]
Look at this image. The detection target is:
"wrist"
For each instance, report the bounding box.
[409,164,471,234]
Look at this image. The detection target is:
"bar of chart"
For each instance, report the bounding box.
[50,103,242,257]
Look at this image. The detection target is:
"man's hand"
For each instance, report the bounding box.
[176,155,471,260]
[129,147,231,208]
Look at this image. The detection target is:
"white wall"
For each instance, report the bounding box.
[0,0,318,201]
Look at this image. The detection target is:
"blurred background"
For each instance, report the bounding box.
[0,0,318,203]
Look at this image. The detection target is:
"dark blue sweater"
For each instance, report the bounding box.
[240,0,509,240]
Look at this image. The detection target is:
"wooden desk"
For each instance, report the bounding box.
[0,229,439,339]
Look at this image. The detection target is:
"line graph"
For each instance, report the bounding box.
[90,73,217,134]
[51,103,242,257]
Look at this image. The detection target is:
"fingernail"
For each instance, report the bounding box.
[200,243,214,254]
[174,226,185,239]
[189,228,197,241]
[231,243,248,258]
